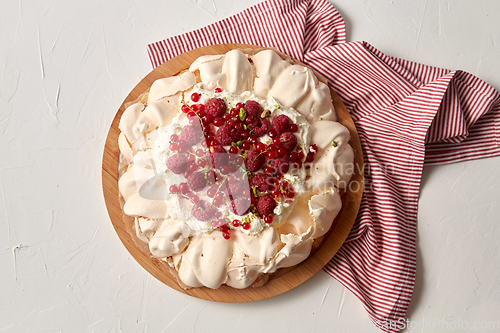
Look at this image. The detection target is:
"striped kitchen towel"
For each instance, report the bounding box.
[147,0,500,331]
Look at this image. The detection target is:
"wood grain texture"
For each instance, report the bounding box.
[102,44,364,302]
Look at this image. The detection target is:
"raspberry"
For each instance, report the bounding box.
[191,200,216,221]
[256,195,276,216]
[251,174,274,191]
[271,155,290,174]
[279,132,297,152]
[272,114,290,134]
[205,98,226,118]
[166,154,188,174]
[252,118,270,137]
[209,145,229,168]
[230,197,251,216]
[245,149,265,172]
[187,171,207,192]
[244,100,262,119]
[216,123,240,146]
[180,124,203,147]
[228,181,245,199]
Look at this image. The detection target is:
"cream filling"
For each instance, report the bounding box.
[153,85,310,236]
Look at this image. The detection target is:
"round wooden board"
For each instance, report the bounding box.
[102,44,364,302]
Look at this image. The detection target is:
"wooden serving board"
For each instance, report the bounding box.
[102,44,364,302]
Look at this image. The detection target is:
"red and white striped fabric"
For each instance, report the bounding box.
[147,0,500,332]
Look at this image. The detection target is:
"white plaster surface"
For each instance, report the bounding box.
[0,0,499,332]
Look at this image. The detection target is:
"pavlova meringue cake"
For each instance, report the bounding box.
[117,49,354,289]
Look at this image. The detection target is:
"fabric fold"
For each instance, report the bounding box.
[147,0,500,332]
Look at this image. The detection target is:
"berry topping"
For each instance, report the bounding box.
[279,132,297,152]
[256,195,276,216]
[289,124,299,132]
[205,98,226,118]
[187,171,207,192]
[228,181,245,199]
[252,118,270,137]
[272,114,290,134]
[244,100,262,119]
[191,92,200,102]
[271,155,290,174]
[214,87,222,93]
[180,125,203,147]
[191,200,216,221]
[169,185,179,193]
[245,148,265,172]
[166,154,188,174]
[216,123,239,146]
[213,117,224,127]
[209,145,229,168]
[230,197,251,216]
[178,182,189,194]
[251,173,274,191]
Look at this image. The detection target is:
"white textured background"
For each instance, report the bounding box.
[1,1,499,332]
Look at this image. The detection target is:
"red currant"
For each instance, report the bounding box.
[271,189,281,197]
[169,143,179,151]
[213,117,224,127]
[268,130,278,138]
[256,142,266,152]
[215,88,222,93]
[181,105,190,113]
[229,146,238,154]
[223,233,231,240]
[189,164,198,173]
[267,150,277,159]
[264,216,273,224]
[289,124,298,132]
[170,134,179,142]
[169,185,179,193]
[207,188,216,198]
[277,147,286,156]
[264,166,275,174]
[188,193,199,201]
[203,114,214,124]
[232,219,241,227]
[191,93,200,102]
[218,165,228,175]
[241,141,251,150]
[242,222,251,230]
[179,183,189,194]
[198,158,207,167]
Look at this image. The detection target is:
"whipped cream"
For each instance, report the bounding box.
[152,85,310,236]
